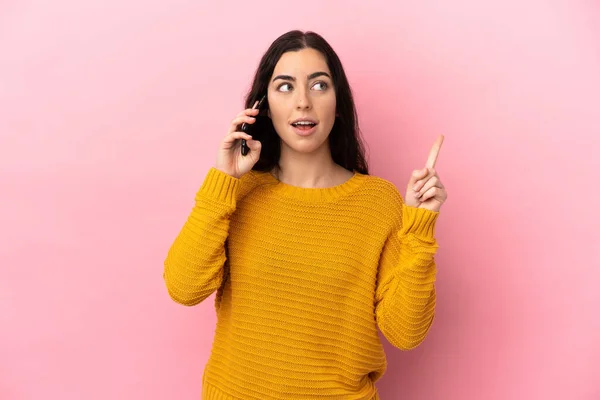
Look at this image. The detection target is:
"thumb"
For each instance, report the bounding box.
[247,139,262,160]
[409,167,429,185]
[248,139,261,151]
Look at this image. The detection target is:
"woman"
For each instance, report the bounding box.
[164,30,447,400]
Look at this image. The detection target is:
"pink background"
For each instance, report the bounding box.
[1,1,599,399]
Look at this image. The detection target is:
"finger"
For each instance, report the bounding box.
[229,115,256,133]
[231,115,256,126]
[412,168,437,191]
[236,108,260,119]
[425,134,444,169]
[247,138,261,150]
[223,131,252,145]
[408,167,429,186]
[415,176,440,198]
[421,186,448,203]
[418,186,441,202]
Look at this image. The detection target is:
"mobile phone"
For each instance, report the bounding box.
[240,94,266,156]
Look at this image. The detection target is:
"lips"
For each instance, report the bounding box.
[291,123,318,136]
[291,122,317,128]
[289,117,319,136]
[290,117,317,125]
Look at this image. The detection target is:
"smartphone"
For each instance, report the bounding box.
[240,94,266,156]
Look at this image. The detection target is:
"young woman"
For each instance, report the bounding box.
[164,30,447,400]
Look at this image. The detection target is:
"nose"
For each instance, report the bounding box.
[295,87,312,110]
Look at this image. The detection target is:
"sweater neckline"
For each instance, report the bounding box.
[257,169,365,203]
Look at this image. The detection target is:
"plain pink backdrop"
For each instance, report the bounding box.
[1,1,599,399]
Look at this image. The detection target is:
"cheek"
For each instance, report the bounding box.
[322,93,336,113]
[321,99,337,125]
[268,104,286,125]
[267,105,291,135]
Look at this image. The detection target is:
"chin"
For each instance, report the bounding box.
[282,137,330,154]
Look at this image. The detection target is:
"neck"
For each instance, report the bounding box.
[273,143,342,189]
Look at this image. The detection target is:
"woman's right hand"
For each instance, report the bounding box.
[214,103,263,179]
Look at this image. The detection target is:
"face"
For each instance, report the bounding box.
[267,48,337,155]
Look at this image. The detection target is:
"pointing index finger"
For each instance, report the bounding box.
[425,134,444,169]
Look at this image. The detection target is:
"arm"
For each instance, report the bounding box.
[163,168,240,306]
[374,203,440,350]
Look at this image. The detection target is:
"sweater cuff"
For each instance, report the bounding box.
[196,167,240,208]
[400,204,439,239]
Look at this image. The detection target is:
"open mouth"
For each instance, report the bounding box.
[291,122,318,131]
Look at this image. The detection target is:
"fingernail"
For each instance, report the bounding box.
[413,185,419,191]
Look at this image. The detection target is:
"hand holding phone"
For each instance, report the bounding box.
[240,95,266,156]
[213,98,265,179]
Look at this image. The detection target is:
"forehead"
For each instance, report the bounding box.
[272,48,330,76]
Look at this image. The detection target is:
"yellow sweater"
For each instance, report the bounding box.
[163,167,439,400]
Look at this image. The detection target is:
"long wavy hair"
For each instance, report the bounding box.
[244,30,369,175]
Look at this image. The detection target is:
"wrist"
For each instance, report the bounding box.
[214,166,240,179]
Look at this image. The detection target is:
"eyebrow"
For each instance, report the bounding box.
[272,71,331,82]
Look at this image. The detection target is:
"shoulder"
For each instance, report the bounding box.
[355,173,405,230]
[358,173,404,205]
[235,169,273,201]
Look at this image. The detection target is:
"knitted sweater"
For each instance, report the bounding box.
[163,167,440,400]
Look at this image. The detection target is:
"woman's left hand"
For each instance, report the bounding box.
[404,135,448,213]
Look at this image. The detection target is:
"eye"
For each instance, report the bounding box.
[277,82,293,92]
[312,81,328,91]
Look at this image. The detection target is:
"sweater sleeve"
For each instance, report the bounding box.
[374,202,440,350]
[163,167,240,306]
